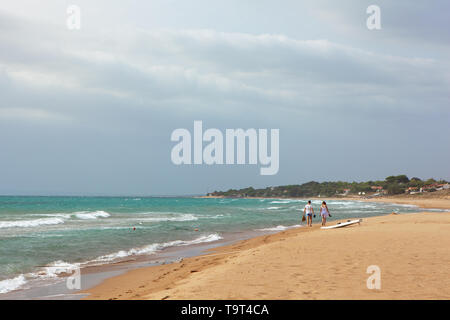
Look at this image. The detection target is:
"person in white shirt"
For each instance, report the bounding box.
[303,200,314,227]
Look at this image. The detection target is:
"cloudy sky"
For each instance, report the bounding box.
[0,0,449,195]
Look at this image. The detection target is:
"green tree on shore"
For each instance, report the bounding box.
[209,175,448,198]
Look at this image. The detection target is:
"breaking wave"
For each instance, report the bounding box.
[90,233,222,263]
[256,224,301,232]
[0,218,65,229]
[73,211,111,220]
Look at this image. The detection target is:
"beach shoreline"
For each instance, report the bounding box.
[81,196,450,300]
[0,228,271,300]
[198,192,450,209]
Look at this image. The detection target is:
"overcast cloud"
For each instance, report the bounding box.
[0,1,449,195]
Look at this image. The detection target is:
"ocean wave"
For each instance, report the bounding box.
[0,261,81,295]
[31,213,72,219]
[396,204,419,208]
[34,260,79,278]
[205,214,225,219]
[32,210,112,220]
[137,213,198,222]
[425,208,450,212]
[256,224,301,232]
[0,218,65,229]
[323,201,356,205]
[269,199,302,204]
[266,207,281,210]
[1,230,219,294]
[0,275,27,294]
[74,210,111,220]
[91,233,222,263]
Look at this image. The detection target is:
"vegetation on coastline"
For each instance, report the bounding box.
[208,175,449,198]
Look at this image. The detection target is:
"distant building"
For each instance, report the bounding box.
[421,184,443,192]
[371,186,383,191]
[406,187,418,193]
[435,184,448,191]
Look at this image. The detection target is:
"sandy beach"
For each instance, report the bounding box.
[82,196,450,300]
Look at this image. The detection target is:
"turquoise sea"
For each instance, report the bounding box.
[0,196,446,295]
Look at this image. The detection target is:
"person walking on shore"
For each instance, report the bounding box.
[303,200,314,227]
[320,201,331,226]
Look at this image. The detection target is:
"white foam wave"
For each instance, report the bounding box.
[323,201,356,205]
[0,275,27,294]
[397,204,419,208]
[270,199,302,204]
[31,213,72,219]
[40,261,80,278]
[138,213,198,222]
[256,224,301,232]
[91,233,222,263]
[74,210,111,220]
[0,218,65,229]
[206,214,225,219]
[267,207,281,210]
[0,260,83,295]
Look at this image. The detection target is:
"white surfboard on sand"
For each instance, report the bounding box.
[321,219,362,229]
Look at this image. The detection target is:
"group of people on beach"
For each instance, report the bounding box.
[302,200,331,227]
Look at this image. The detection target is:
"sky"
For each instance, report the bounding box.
[0,0,449,196]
